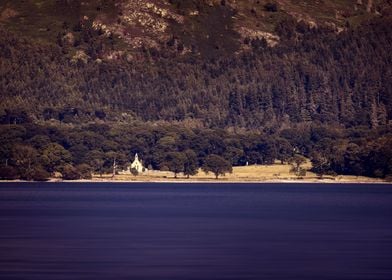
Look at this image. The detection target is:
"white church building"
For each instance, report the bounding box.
[119,153,146,174]
[130,153,144,173]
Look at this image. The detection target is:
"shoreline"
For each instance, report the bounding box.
[1,178,390,184]
[2,164,389,185]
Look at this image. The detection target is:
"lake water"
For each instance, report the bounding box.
[0,183,391,280]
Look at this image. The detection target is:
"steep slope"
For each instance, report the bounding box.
[0,15,391,129]
[0,0,391,130]
[1,0,390,59]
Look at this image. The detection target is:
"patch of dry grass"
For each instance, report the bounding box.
[92,159,386,183]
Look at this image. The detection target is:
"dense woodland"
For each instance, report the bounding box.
[0,122,391,180]
[0,13,391,180]
[1,15,392,127]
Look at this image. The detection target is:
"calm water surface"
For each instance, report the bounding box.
[0,183,391,280]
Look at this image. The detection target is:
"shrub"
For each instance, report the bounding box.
[76,164,92,179]
[264,2,278,12]
[62,164,80,180]
[31,167,50,181]
[0,165,19,180]
[130,167,139,176]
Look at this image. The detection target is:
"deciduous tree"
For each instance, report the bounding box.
[202,154,232,179]
[183,149,198,178]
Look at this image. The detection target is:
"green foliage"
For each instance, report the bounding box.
[28,135,52,150]
[310,154,335,178]
[202,154,232,179]
[76,164,92,179]
[130,167,139,177]
[0,165,18,180]
[0,125,26,142]
[84,150,105,176]
[42,143,72,172]
[288,154,307,177]
[0,15,391,129]
[62,164,80,180]
[183,149,198,178]
[30,166,50,181]
[276,138,292,164]
[0,121,391,181]
[11,144,39,179]
[164,152,186,178]
[264,2,278,12]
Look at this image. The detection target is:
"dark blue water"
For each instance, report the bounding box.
[0,183,391,280]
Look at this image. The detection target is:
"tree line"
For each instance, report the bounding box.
[0,122,391,180]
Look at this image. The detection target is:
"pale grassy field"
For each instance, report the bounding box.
[93,160,385,183]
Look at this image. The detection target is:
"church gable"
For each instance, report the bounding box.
[130,153,144,173]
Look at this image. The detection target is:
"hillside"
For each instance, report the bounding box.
[0,1,391,181]
[0,11,391,128]
[1,0,390,58]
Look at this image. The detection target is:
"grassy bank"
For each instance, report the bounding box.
[91,161,387,183]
